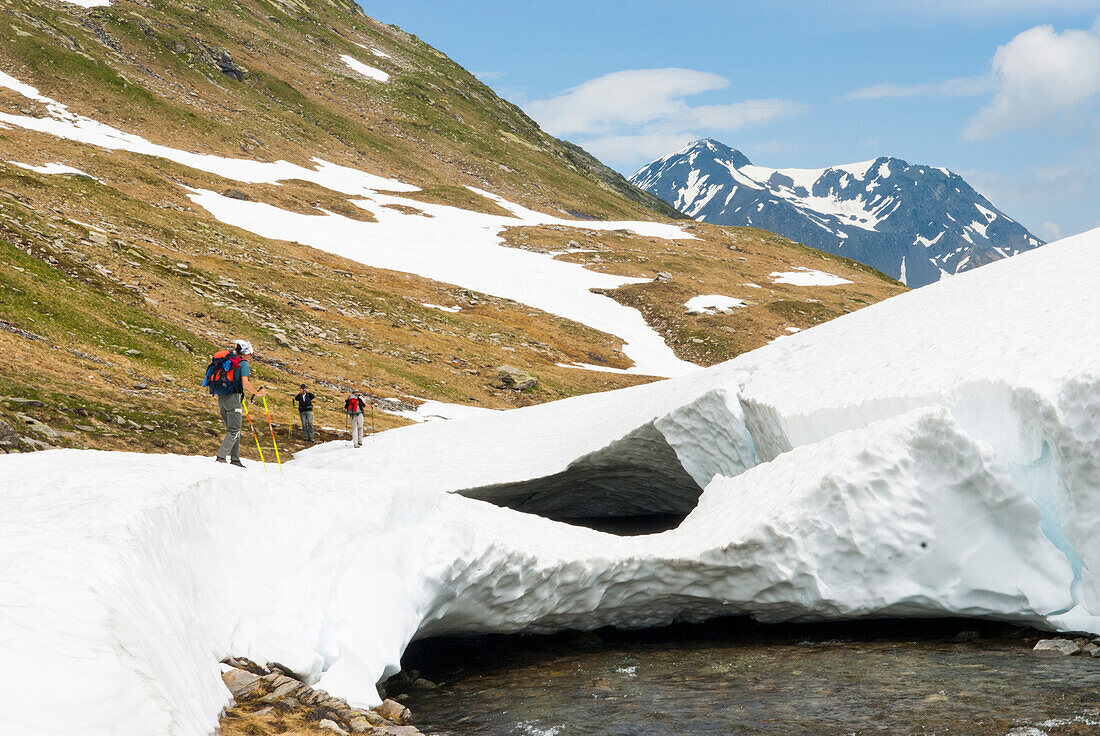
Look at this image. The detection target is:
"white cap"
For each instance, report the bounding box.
[235,340,254,355]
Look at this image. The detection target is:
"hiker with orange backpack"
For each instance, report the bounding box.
[344,391,367,448]
[203,340,266,466]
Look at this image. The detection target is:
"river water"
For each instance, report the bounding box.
[399,619,1100,736]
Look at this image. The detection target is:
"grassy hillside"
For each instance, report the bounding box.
[0,0,906,457]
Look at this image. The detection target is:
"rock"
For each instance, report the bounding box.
[655,271,673,283]
[222,189,253,201]
[3,397,44,408]
[273,332,292,348]
[411,678,438,690]
[259,673,302,702]
[1033,638,1080,655]
[954,630,980,642]
[346,716,372,734]
[1081,642,1100,656]
[372,728,420,736]
[19,415,59,439]
[318,719,348,735]
[221,667,262,699]
[374,698,411,724]
[0,419,20,450]
[497,365,537,391]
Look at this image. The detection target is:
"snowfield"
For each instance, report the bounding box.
[2,226,1098,735]
[0,71,695,377]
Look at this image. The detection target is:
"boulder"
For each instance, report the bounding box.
[373,728,421,736]
[221,667,262,699]
[411,678,438,690]
[497,365,536,391]
[0,419,20,451]
[374,699,411,724]
[318,719,348,736]
[1033,638,1080,655]
[259,673,302,702]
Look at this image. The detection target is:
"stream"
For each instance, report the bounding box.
[399,618,1100,736]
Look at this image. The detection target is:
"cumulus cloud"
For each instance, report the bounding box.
[844,76,993,100]
[964,21,1100,139]
[525,69,727,137]
[524,68,805,169]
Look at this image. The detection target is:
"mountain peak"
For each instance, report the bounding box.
[630,139,1044,288]
[686,138,752,168]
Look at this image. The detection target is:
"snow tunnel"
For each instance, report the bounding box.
[454,422,707,532]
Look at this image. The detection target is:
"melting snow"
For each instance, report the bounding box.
[684,294,746,315]
[5,229,1100,736]
[2,228,1100,736]
[341,55,389,83]
[0,71,697,377]
[9,161,99,180]
[770,268,852,287]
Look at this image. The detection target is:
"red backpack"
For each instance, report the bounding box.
[203,349,243,395]
[347,396,361,413]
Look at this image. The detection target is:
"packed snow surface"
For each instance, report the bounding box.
[770,267,852,286]
[3,226,1099,736]
[0,71,695,377]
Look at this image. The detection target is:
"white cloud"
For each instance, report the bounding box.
[964,22,1100,139]
[844,76,993,100]
[525,68,728,137]
[1042,221,1063,240]
[524,68,805,170]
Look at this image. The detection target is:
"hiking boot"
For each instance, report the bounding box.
[215,456,228,464]
[230,458,246,467]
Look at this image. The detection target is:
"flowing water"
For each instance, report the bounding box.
[399,619,1100,736]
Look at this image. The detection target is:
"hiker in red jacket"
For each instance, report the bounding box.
[345,391,367,448]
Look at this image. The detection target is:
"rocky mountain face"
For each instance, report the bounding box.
[631,139,1044,287]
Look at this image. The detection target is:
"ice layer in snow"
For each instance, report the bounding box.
[3,226,1099,736]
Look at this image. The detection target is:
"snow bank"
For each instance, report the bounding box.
[0,71,696,377]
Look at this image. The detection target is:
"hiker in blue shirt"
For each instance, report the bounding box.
[204,340,265,466]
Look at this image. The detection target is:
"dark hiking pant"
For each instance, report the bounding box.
[300,410,314,441]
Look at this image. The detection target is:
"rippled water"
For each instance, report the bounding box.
[399,619,1100,736]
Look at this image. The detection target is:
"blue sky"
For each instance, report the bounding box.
[362,1,1100,240]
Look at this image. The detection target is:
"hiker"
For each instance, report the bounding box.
[203,340,265,466]
[345,391,367,448]
[293,384,315,442]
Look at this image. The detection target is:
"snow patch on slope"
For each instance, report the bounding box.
[685,294,746,314]
[0,71,696,377]
[341,55,389,83]
[770,268,852,286]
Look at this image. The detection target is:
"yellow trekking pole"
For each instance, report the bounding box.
[261,394,283,473]
[242,399,267,471]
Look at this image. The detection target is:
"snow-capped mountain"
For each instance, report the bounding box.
[630,139,1044,287]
